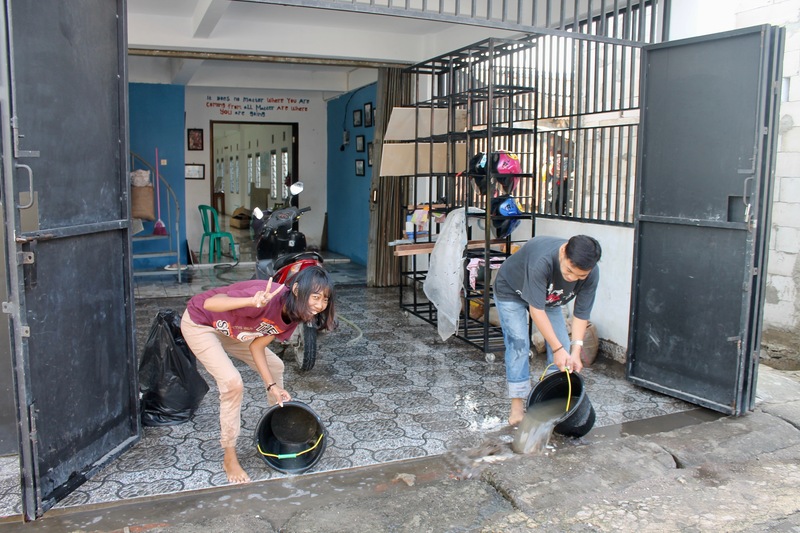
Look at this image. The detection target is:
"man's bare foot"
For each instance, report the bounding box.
[509,398,526,426]
[223,447,251,484]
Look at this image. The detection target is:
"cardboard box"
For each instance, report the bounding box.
[379,142,467,176]
[229,206,251,229]
[384,107,467,140]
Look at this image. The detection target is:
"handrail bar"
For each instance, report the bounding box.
[129,151,182,282]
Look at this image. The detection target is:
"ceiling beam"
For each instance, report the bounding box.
[192,0,231,39]
[170,58,205,85]
[128,48,411,69]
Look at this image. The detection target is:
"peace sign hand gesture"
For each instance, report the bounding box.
[253,277,282,308]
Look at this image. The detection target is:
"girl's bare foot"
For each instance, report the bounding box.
[509,398,526,426]
[223,447,251,484]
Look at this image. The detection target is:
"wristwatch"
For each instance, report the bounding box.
[571,340,584,346]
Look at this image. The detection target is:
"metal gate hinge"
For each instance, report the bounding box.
[11,116,40,158]
[18,251,34,265]
[727,336,742,353]
[2,302,30,337]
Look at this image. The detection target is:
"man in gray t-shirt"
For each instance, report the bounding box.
[493,235,602,426]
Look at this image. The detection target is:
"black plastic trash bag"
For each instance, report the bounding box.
[139,309,209,426]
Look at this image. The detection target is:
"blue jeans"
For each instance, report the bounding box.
[495,298,570,400]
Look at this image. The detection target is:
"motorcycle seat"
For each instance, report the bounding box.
[274,251,324,272]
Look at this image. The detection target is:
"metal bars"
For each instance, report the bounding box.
[532,33,639,224]
[262,0,667,44]
[395,31,642,354]
[400,33,641,225]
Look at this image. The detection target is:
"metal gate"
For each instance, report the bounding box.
[628,26,784,415]
[1,0,139,519]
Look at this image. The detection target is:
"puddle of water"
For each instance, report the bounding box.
[587,408,722,441]
[512,397,572,454]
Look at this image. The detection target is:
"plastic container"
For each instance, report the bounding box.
[526,370,596,437]
[255,401,327,474]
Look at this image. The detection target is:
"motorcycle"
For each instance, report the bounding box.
[251,182,324,371]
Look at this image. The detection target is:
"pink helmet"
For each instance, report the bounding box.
[493,151,521,174]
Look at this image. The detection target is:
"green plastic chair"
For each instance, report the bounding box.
[198,205,238,262]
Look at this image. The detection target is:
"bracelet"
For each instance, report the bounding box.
[552,345,564,354]
[571,340,584,347]
[266,382,277,392]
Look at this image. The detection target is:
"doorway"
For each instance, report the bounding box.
[191,121,299,265]
[210,122,298,215]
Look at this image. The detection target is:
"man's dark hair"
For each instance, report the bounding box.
[565,235,602,271]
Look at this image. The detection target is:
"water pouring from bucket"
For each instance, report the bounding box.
[512,367,596,454]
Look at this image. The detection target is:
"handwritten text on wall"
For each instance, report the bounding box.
[205,95,311,118]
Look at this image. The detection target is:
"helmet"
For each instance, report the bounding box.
[490,195,522,238]
[496,174,520,195]
[466,152,490,195]
[465,151,522,196]
[492,151,522,175]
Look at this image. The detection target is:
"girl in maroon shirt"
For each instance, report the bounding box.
[181,266,335,483]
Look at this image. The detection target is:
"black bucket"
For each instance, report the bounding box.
[525,371,596,438]
[255,401,327,474]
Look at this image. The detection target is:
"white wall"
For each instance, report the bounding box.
[184,86,328,253]
[668,0,736,40]
[532,220,634,359]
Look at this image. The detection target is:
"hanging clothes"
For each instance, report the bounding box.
[465,256,506,290]
[423,208,468,341]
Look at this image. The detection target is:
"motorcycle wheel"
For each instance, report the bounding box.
[291,322,317,371]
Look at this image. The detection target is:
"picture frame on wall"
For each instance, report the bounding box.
[353,109,362,127]
[364,102,373,127]
[367,142,374,166]
[187,128,204,151]
[185,163,205,180]
[356,135,365,152]
[355,159,365,176]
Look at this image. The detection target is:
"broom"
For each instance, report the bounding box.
[153,147,168,235]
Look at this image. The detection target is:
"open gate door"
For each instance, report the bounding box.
[628,26,784,415]
[0,1,139,519]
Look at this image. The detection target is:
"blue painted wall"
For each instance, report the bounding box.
[326,84,376,266]
[128,83,187,267]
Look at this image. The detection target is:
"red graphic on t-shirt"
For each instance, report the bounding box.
[546,284,564,304]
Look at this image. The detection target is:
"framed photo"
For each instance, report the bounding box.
[364,102,373,127]
[187,128,204,151]
[185,163,205,180]
[367,142,374,166]
[353,109,362,127]
[356,135,365,152]
[355,159,365,176]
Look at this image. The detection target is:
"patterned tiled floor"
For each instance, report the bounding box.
[0,262,695,518]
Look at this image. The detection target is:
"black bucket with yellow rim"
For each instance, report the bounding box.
[526,370,595,437]
[255,401,327,474]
